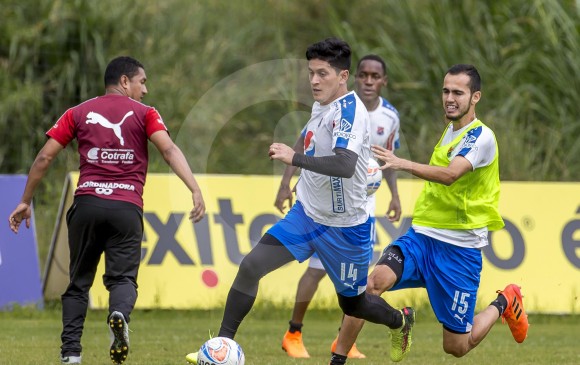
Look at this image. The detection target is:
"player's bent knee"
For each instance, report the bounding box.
[443,328,472,357]
[442,342,468,358]
[237,254,267,281]
[238,255,271,281]
[365,277,385,295]
[365,266,396,295]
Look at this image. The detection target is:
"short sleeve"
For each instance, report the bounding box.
[332,94,364,153]
[456,126,496,170]
[393,117,401,150]
[145,108,169,137]
[46,108,76,147]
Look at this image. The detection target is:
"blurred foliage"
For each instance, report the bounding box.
[326,0,580,181]
[1,0,579,264]
[2,0,578,179]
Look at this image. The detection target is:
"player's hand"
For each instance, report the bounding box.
[386,196,401,222]
[189,190,206,223]
[8,203,31,234]
[274,184,293,214]
[371,144,400,170]
[269,143,295,165]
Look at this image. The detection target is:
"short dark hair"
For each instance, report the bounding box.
[446,64,481,93]
[306,37,351,71]
[104,56,144,87]
[356,54,387,76]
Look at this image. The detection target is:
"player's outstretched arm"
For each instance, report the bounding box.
[150,131,205,223]
[9,138,63,234]
[290,148,358,178]
[372,144,472,185]
[269,142,358,178]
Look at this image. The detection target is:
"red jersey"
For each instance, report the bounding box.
[47,94,168,208]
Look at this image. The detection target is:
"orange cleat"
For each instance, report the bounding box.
[330,336,366,359]
[282,330,310,358]
[497,284,529,343]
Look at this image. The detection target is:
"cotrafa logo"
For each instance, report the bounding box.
[86,147,135,164]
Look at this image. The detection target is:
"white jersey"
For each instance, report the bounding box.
[369,96,400,151]
[413,119,497,248]
[296,91,371,227]
[367,96,401,216]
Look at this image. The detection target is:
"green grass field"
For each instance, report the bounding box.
[1,305,579,365]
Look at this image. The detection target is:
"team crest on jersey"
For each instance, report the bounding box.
[377,126,384,135]
[446,144,457,158]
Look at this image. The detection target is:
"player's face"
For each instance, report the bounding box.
[442,73,480,122]
[308,59,348,105]
[123,67,148,102]
[355,59,386,108]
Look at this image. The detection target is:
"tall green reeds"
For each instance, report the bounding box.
[2,0,578,180]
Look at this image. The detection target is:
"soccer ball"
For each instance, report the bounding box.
[366,158,382,196]
[198,337,245,365]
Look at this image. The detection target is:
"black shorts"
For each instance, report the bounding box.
[66,195,143,287]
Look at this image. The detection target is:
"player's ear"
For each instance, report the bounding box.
[471,90,481,105]
[339,69,349,85]
[119,74,130,89]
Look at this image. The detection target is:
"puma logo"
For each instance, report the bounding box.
[454,313,466,323]
[343,282,355,290]
[86,111,134,146]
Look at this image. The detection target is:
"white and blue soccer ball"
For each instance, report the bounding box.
[198,337,245,365]
[366,158,382,196]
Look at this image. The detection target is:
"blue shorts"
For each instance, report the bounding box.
[267,201,372,297]
[310,217,375,269]
[388,228,482,333]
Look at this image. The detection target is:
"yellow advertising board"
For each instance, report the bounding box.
[45,173,580,313]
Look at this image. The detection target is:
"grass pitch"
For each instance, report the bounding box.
[0,305,578,365]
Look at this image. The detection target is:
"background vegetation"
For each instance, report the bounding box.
[1,0,579,265]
